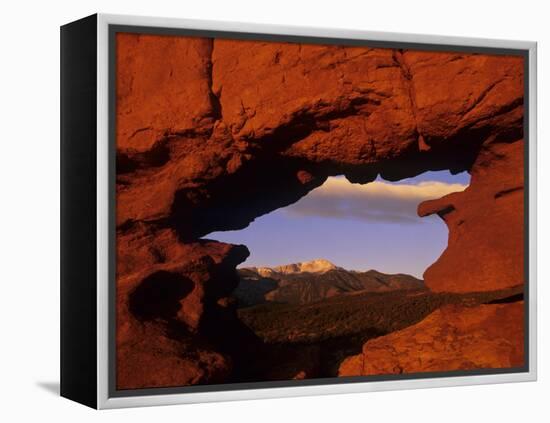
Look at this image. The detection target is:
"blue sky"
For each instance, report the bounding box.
[207,171,470,278]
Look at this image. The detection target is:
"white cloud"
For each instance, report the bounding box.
[283,176,467,224]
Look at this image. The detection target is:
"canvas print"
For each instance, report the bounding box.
[114,32,525,390]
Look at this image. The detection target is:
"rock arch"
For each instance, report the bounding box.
[115,34,525,388]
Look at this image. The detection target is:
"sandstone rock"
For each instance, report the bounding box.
[418,140,524,292]
[117,321,231,389]
[213,41,418,162]
[338,302,524,376]
[116,34,216,154]
[403,51,523,146]
[115,226,248,389]
[116,36,524,230]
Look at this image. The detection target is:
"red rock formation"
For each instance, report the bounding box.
[116,36,523,230]
[419,140,524,293]
[114,32,525,389]
[116,34,216,153]
[117,321,231,389]
[116,226,249,388]
[339,302,524,376]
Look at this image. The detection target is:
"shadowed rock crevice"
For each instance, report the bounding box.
[128,271,194,322]
[392,49,427,151]
[486,293,524,304]
[117,139,171,175]
[495,186,523,199]
[170,155,328,241]
[206,39,223,123]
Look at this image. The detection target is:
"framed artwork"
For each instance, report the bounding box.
[60,14,537,409]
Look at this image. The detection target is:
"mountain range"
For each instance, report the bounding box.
[233,259,424,306]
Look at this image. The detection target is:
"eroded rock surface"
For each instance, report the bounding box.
[115,33,525,389]
[418,140,525,293]
[338,302,524,376]
[116,226,250,388]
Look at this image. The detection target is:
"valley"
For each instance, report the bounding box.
[225,260,523,382]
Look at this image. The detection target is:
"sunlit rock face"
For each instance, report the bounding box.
[418,141,524,293]
[115,33,525,389]
[338,302,525,376]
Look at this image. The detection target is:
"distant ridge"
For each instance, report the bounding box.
[249,259,338,277]
[233,259,424,306]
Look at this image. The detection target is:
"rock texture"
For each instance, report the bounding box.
[418,140,525,293]
[115,33,525,389]
[116,227,250,388]
[339,302,524,376]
